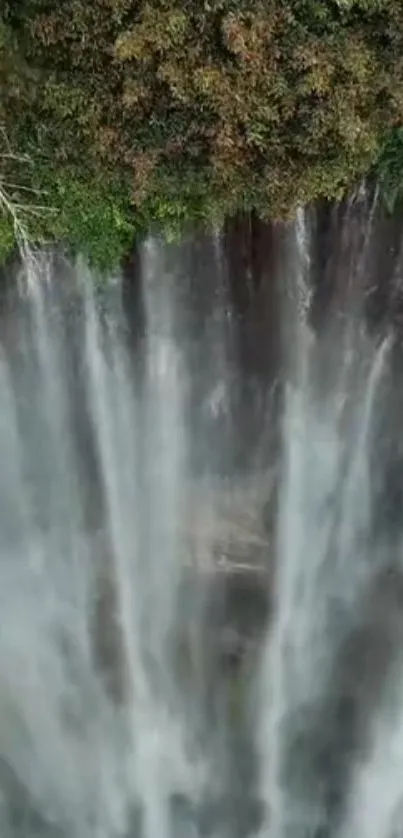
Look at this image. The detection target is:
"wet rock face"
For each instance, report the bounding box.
[91,566,128,704]
[308,194,403,339]
[203,568,269,669]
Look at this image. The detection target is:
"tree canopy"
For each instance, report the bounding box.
[1,0,403,268]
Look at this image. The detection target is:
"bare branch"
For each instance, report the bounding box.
[0,125,57,250]
[2,182,50,195]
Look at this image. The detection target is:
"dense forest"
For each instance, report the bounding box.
[1,0,403,269]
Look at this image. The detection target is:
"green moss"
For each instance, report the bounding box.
[0,212,15,263]
[375,126,403,214]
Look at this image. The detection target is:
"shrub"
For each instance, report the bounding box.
[375,126,403,214]
[1,0,403,265]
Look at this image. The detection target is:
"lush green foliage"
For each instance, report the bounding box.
[0,212,15,264]
[376,126,403,214]
[1,0,403,266]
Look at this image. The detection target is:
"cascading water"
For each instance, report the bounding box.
[258,203,403,838]
[0,244,212,838]
[259,333,392,838]
[1,203,403,838]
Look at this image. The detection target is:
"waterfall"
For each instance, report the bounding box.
[258,333,392,838]
[0,231,271,838]
[1,204,403,838]
[0,246,209,838]
[257,204,403,838]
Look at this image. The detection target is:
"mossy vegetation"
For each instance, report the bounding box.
[1,0,403,268]
[375,127,403,214]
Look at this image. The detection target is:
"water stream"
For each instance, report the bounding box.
[0,206,403,837]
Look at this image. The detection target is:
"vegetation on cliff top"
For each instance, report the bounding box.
[1,0,403,268]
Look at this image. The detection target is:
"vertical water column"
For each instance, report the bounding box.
[257,210,391,838]
[138,238,204,838]
[0,254,132,838]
